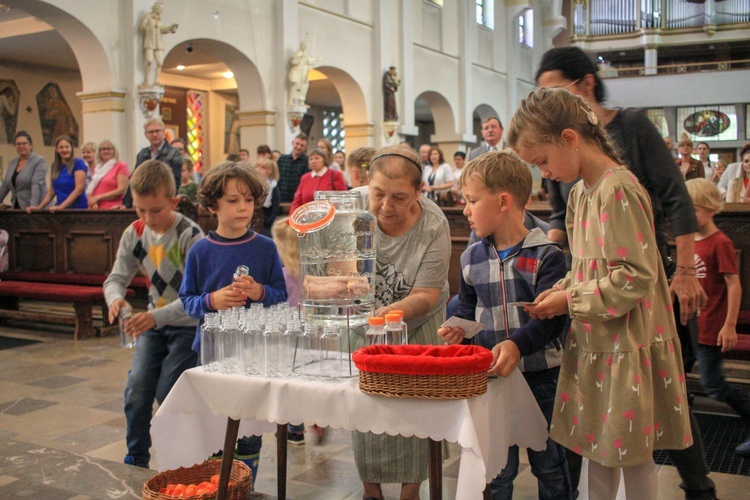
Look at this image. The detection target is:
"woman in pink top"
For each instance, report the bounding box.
[87,139,130,209]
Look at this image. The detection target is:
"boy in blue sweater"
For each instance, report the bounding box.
[438,150,571,499]
[180,161,287,483]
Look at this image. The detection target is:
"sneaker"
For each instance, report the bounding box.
[123,454,149,469]
[736,437,750,457]
[310,424,326,445]
[287,432,305,445]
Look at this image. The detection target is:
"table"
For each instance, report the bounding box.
[152,368,548,499]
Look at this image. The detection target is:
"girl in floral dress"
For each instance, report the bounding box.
[508,87,692,498]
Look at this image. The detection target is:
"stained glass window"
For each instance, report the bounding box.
[676,105,737,142]
[323,110,345,153]
[187,91,205,173]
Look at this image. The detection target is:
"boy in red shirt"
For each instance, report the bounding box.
[685,178,750,456]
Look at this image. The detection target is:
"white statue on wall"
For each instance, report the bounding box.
[287,42,321,107]
[140,2,178,87]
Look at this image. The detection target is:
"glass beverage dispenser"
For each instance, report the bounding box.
[289,191,376,377]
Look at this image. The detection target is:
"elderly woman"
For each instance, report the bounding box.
[81,142,97,187]
[353,145,451,500]
[0,131,48,209]
[87,140,130,209]
[27,135,87,213]
[289,147,347,214]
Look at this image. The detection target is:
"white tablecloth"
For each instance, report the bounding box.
[152,367,548,499]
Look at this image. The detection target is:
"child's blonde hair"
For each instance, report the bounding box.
[256,157,279,181]
[131,159,176,198]
[685,178,723,214]
[346,147,377,186]
[507,87,621,166]
[198,161,267,211]
[271,217,300,279]
[460,150,531,210]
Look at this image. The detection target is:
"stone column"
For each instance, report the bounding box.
[76,90,128,149]
[344,123,375,151]
[645,46,658,76]
[237,110,276,151]
[398,0,419,139]
[458,0,477,146]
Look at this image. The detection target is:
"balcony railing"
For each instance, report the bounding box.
[600,58,750,77]
[573,0,750,37]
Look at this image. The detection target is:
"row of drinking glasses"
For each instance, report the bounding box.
[200,305,348,381]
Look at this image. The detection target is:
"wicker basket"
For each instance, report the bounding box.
[141,459,251,500]
[353,344,493,399]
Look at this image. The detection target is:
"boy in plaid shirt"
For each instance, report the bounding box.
[438,151,571,499]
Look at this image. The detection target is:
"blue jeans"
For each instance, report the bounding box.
[236,435,262,456]
[124,325,198,466]
[697,344,750,423]
[490,378,572,500]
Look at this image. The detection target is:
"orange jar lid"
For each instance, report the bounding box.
[288,200,335,235]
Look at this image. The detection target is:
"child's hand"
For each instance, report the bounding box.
[232,275,263,302]
[108,298,131,324]
[437,326,465,344]
[127,311,156,338]
[212,285,247,310]
[488,340,521,377]
[526,291,568,320]
[533,288,555,303]
[718,325,738,352]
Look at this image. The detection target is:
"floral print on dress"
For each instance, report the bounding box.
[550,168,692,467]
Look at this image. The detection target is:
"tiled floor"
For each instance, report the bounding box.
[1,323,750,499]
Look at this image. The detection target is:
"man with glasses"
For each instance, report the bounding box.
[122,118,182,208]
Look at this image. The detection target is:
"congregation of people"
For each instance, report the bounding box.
[4,45,750,500]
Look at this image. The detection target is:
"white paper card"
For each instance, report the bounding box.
[440,316,484,339]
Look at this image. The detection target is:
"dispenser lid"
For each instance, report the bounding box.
[288,200,336,235]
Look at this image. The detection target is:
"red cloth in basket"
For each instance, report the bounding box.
[352,344,493,376]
